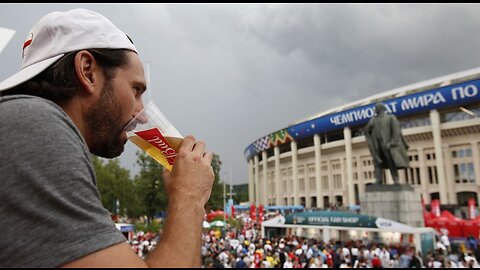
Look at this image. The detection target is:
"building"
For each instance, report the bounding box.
[244,67,480,217]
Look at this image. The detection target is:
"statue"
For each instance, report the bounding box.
[364,103,409,184]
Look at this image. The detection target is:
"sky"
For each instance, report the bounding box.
[2,3,480,185]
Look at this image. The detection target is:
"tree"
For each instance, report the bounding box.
[93,155,136,217]
[94,150,226,223]
[206,153,225,212]
[232,184,249,204]
[133,151,168,223]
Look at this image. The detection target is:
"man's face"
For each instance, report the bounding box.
[87,51,146,158]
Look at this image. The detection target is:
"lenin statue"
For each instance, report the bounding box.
[364,103,410,184]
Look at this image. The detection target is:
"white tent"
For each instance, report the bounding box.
[262,211,436,255]
[202,220,211,228]
[210,220,226,227]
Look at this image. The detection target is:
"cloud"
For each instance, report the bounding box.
[2,4,480,185]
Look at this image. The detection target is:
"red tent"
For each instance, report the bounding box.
[207,210,225,222]
[424,210,464,237]
[250,205,257,222]
[463,217,480,239]
[257,204,264,224]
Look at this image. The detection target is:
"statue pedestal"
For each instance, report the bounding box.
[361,184,424,227]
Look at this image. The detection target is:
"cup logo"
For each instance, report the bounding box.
[134,128,177,165]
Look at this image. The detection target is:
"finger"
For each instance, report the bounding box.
[203,151,214,164]
[180,135,196,152]
[192,140,205,155]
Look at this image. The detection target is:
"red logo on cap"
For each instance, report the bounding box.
[22,33,33,58]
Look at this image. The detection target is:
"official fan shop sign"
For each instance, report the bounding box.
[283,211,413,231]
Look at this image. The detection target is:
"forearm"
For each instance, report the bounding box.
[145,201,204,268]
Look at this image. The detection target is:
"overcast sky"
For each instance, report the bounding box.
[2,3,480,185]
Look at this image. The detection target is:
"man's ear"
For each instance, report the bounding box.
[74,50,101,95]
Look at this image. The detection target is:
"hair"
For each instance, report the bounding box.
[2,48,130,100]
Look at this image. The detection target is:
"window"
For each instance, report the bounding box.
[322,175,329,189]
[454,163,475,183]
[297,136,314,149]
[399,114,431,129]
[441,104,480,123]
[416,168,421,185]
[451,146,476,184]
[457,192,478,207]
[428,166,438,184]
[325,130,344,143]
[308,164,316,191]
[333,174,342,189]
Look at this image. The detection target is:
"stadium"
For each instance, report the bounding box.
[245,67,480,218]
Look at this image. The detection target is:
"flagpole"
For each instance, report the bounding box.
[223,172,226,222]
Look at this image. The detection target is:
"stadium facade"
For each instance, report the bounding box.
[245,67,480,216]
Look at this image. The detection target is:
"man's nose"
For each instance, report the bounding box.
[133,101,148,124]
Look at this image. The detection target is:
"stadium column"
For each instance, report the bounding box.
[418,148,430,204]
[275,146,282,206]
[343,127,355,208]
[443,145,457,204]
[305,164,311,209]
[429,109,448,205]
[291,141,300,206]
[254,154,260,206]
[262,151,268,206]
[471,141,480,205]
[328,158,334,206]
[248,158,254,204]
[314,134,323,209]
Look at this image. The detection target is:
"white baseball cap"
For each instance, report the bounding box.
[0,8,137,92]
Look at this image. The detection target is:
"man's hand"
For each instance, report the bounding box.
[163,135,215,209]
[146,135,215,268]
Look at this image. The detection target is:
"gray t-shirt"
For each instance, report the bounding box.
[0,95,126,267]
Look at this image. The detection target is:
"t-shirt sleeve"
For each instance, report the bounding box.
[0,97,126,267]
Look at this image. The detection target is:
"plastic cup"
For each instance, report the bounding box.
[124,101,183,171]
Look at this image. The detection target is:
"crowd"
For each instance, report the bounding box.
[123,213,480,268]
[199,230,480,268]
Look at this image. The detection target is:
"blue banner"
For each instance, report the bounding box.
[289,79,480,140]
[245,78,480,160]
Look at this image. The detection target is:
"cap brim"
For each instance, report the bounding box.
[0,54,64,92]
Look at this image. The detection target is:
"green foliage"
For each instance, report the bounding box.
[206,153,225,211]
[93,155,136,216]
[227,216,243,231]
[134,218,163,233]
[133,151,168,222]
[232,184,249,204]
[93,150,227,225]
[211,214,226,222]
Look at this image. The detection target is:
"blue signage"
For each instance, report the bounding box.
[245,78,480,160]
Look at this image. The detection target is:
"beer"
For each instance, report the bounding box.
[128,130,183,171]
[124,101,184,170]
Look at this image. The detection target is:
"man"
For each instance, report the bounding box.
[364,103,409,184]
[0,8,215,267]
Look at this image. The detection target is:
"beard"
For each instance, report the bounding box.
[86,80,127,158]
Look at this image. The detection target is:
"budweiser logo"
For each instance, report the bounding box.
[135,128,177,165]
